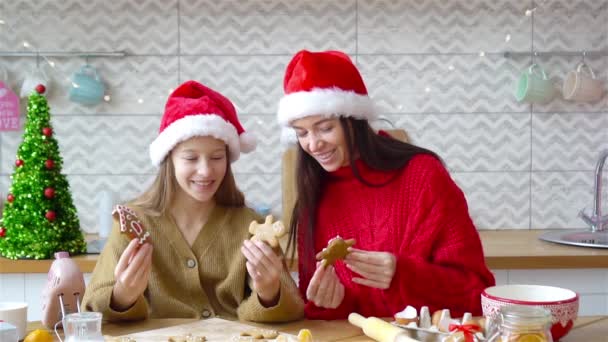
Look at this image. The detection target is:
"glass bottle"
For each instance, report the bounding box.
[488,305,553,342]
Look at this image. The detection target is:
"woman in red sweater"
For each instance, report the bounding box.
[276,50,495,320]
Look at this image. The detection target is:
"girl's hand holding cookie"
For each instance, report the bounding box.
[344,248,396,290]
[306,262,345,309]
[241,239,282,306]
[111,238,153,311]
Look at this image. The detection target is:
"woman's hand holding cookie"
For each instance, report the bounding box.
[111,238,153,311]
[306,262,345,309]
[345,248,396,290]
[241,239,282,307]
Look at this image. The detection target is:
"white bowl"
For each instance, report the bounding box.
[481,285,578,340]
[0,302,28,340]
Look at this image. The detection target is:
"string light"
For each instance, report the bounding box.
[505,34,511,42]
[479,51,486,57]
[137,98,143,104]
[22,41,30,48]
[103,95,111,102]
[525,7,537,16]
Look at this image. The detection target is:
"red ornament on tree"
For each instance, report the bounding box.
[6,194,15,203]
[45,159,54,169]
[15,159,24,167]
[44,187,55,199]
[42,127,53,137]
[0,227,6,238]
[45,210,56,221]
[35,84,46,94]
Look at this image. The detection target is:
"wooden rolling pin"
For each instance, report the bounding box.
[348,313,421,342]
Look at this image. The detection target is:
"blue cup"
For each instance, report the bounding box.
[68,65,105,106]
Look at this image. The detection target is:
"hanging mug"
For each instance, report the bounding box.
[68,64,105,106]
[515,64,555,104]
[21,65,50,98]
[562,62,605,103]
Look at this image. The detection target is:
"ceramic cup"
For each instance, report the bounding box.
[515,64,555,104]
[562,62,605,103]
[68,64,105,106]
[0,302,28,340]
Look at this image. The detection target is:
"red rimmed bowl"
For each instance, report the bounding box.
[481,285,579,341]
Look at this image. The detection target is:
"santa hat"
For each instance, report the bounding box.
[149,80,256,166]
[277,50,378,142]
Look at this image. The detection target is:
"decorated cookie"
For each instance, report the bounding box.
[168,335,206,342]
[316,236,356,267]
[240,328,279,339]
[113,205,150,244]
[249,215,287,248]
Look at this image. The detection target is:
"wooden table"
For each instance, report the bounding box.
[27,316,608,341]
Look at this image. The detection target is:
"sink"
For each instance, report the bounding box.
[539,229,608,248]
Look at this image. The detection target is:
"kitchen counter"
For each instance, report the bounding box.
[26,316,608,341]
[4,230,608,273]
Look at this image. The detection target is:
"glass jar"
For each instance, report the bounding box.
[488,306,553,342]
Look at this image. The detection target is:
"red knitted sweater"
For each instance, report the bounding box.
[298,154,495,320]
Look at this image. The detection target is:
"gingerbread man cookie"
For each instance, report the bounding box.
[316,236,356,267]
[239,328,279,339]
[113,205,150,244]
[248,215,286,248]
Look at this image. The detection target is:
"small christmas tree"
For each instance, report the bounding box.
[0,85,86,259]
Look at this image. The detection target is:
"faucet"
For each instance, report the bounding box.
[580,150,608,232]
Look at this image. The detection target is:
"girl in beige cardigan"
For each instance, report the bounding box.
[82,81,304,322]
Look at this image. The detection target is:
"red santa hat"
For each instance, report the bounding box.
[149,80,256,166]
[277,50,378,142]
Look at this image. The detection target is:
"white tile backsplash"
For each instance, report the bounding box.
[508,269,608,294]
[0,0,607,302]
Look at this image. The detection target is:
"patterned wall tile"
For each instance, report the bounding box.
[358,0,532,54]
[532,113,608,171]
[37,56,178,115]
[0,130,23,175]
[0,58,37,93]
[531,171,594,229]
[385,113,531,172]
[358,55,530,114]
[530,56,607,112]
[68,174,156,232]
[1,115,161,175]
[180,0,356,55]
[1,0,178,54]
[232,115,282,174]
[533,0,607,51]
[180,56,286,114]
[453,172,530,229]
[234,173,282,217]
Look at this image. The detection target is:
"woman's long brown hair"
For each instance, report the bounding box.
[286,117,439,283]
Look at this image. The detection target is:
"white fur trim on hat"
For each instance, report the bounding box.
[277,87,377,126]
[239,131,257,153]
[150,114,243,166]
[280,127,298,145]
